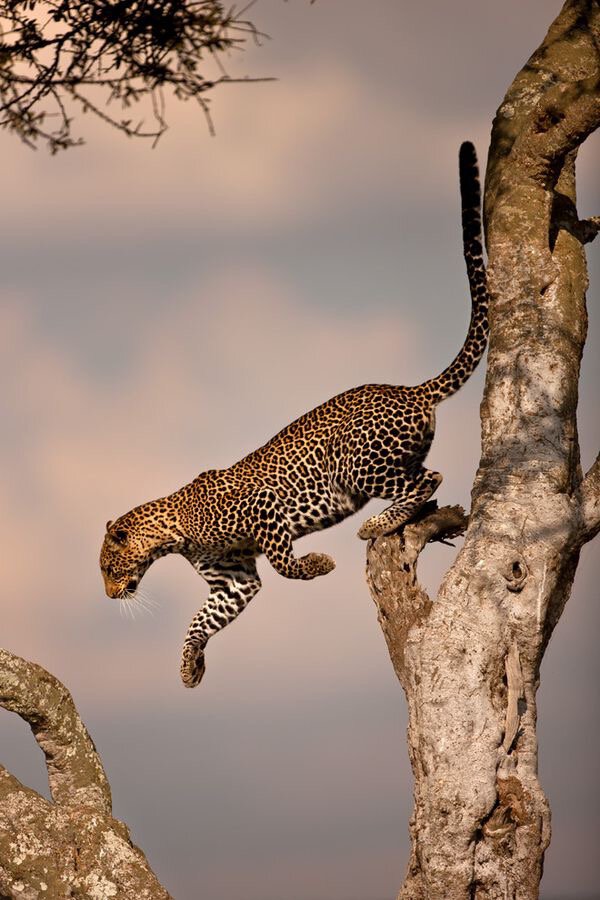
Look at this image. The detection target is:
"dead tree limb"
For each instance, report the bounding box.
[366,2,600,897]
[0,648,171,899]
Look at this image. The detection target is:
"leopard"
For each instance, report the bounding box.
[100,141,488,689]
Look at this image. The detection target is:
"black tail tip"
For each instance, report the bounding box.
[459,141,477,167]
[459,140,480,205]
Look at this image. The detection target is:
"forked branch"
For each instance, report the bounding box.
[366,504,467,684]
[0,648,111,811]
[0,648,171,899]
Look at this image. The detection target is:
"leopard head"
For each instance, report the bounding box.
[100,514,154,599]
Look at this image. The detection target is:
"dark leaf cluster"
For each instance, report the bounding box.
[0,0,267,151]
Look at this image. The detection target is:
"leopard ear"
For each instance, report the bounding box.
[113,527,128,545]
[106,521,128,545]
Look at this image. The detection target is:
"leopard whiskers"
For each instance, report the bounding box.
[119,594,135,620]
[120,586,157,619]
[135,587,158,616]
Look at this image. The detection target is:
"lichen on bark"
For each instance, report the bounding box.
[0,649,171,900]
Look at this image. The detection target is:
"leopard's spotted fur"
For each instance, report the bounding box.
[100,142,488,688]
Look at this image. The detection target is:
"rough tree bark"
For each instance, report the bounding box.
[0,649,171,899]
[366,2,600,898]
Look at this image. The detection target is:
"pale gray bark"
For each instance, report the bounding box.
[366,2,600,898]
[0,649,171,900]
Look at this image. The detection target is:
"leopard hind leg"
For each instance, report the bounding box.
[357,467,443,540]
[248,489,336,579]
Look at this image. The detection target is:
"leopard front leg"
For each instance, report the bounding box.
[249,489,335,579]
[180,557,262,688]
[357,468,443,540]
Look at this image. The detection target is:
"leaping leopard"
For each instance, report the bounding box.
[100,142,489,688]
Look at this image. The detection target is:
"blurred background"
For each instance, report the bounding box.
[1,2,598,898]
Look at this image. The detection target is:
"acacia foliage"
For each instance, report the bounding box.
[0,0,266,151]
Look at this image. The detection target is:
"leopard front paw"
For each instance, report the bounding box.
[301,552,336,578]
[180,644,206,689]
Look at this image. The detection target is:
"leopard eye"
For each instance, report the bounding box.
[106,565,115,579]
[114,528,128,545]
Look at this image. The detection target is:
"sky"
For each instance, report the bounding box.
[1,2,598,898]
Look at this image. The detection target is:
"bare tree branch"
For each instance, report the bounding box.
[0,648,111,812]
[0,1,271,151]
[0,649,172,899]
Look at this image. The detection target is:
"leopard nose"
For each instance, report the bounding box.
[126,579,138,592]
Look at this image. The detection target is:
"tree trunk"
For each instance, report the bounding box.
[366,2,600,898]
[0,649,171,900]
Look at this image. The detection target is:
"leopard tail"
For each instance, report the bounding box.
[423,141,489,403]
